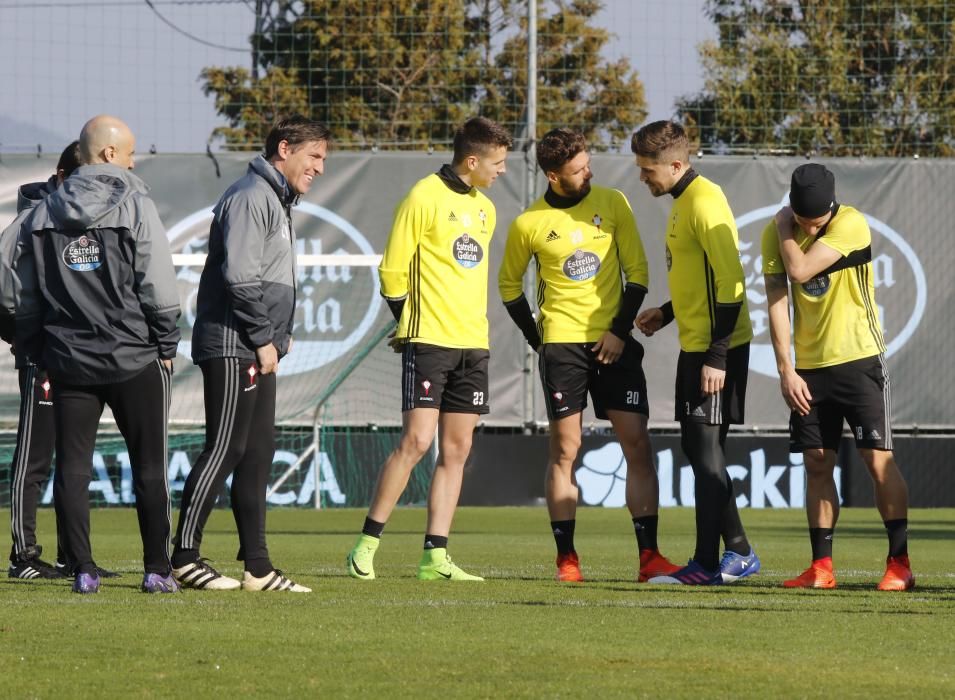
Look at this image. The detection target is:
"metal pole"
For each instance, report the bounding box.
[522,0,538,431]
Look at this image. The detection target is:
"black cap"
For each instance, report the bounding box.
[789,164,835,218]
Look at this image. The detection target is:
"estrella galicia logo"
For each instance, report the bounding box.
[62,235,103,272]
[563,249,601,281]
[737,192,927,378]
[452,233,483,269]
[801,274,830,297]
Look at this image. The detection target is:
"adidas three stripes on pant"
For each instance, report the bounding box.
[9,366,64,562]
[173,357,276,571]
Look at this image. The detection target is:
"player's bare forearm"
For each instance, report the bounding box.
[765,274,793,373]
[765,274,812,414]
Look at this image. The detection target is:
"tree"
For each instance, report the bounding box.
[201,0,647,150]
[485,0,646,148]
[678,0,955,156]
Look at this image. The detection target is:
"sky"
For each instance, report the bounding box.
[0,0,715,153]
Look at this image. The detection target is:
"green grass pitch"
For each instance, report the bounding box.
[1,506,953,697]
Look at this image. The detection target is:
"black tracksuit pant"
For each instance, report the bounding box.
[173,358,276,574]
[9,366,64,563]
[54,360,172,575]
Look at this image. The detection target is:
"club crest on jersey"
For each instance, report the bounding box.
[452,233,484,268]
[563,249,600,281]
[478,209,487,232]
[62,235,102,272]
[592,214,602,229]
[244,363,258,391]
[39,378,52,405]
[801,274,831,297]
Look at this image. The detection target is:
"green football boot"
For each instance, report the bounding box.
[346,534,379,580]
[416,548,484,581]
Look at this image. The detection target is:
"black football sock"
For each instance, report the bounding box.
[362,517,385,538]
[424,534,448,550]
[884,519,908,558]
[632,515,659,552]
[551,519,576,555]
[809,527,834,560]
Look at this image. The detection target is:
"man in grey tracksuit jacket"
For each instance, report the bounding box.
[0,144,80,579]
[171,115,328,593]
[22,144,181,592]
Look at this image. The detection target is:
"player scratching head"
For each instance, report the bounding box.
[789,163,836,237]
[79,115,136,169]
[631,120,691,197]
[538,128,592,199]
[265,114,331,196]
[451,116,511,189]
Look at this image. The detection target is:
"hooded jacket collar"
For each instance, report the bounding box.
[45,164,148,228]
[250,154,297,206]
[16,177,57,214]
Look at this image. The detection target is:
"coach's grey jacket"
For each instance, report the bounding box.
[0,178,54,366]
[191,154,296,364]
[21,164,181,384]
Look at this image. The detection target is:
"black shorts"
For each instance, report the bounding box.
[539,338,649,421]
[675,343,749,425]
[789,354,893,452]
[401,343,490,414]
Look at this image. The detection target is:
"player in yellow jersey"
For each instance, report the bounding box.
[499,128,680,583]
[763,164,914,591]
[346,117,512,581]
[631,121,759,585]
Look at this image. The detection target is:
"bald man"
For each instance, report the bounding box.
[20,115,182,594]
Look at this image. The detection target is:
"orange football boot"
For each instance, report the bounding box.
[638,549,682,582]
[555,552,584,582]
[877,555,915,591]
[783,557,837,589]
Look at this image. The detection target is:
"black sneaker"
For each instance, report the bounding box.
[9,556,63,579]
[54,560,121,579]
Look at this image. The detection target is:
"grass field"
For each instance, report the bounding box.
[1,506,953,698]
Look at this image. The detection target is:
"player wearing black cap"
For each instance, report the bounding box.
[762,163,914,591]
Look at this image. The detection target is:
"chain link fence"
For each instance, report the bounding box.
[4,1,951,156]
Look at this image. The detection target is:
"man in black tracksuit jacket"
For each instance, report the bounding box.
[20,116,181,594]
[170,115,328,593]
[0,142,82,579]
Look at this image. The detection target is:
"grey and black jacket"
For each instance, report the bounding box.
[191,154,297,364]
[0,178,55,366]
[21,164,181,385]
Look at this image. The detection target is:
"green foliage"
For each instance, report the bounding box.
[201,1,647,150]
[486,0,647,148]
[200,66,310,150]
[679,0,955,156]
